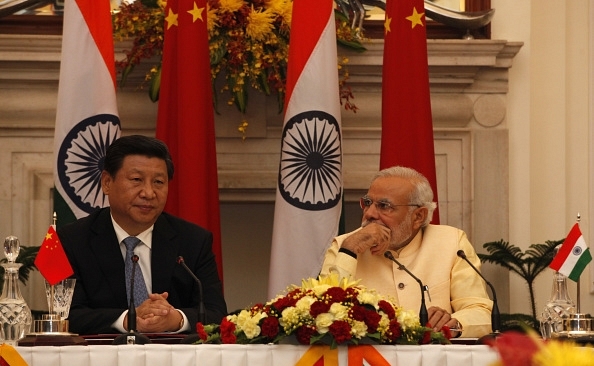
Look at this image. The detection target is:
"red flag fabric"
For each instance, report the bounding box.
[156,0,223,282]
[34,226,74,286]
[381,0,439,223]
[268,0,343,297]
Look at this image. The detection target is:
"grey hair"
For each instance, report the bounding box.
[371,166,437,227]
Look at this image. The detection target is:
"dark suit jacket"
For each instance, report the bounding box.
[58,208,227,335]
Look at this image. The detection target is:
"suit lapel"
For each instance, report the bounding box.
[89,209,128,305]
[151,214,180,293]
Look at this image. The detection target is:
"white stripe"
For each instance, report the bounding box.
[558,235,588,275]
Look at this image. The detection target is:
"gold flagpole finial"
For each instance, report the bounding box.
[52,212,57,226]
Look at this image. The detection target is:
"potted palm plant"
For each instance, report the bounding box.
[478,238,564,331]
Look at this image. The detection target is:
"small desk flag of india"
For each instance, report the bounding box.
[34,226,74,286]
[550,223,592,281]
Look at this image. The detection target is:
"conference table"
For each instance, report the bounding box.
[15,343,500,366]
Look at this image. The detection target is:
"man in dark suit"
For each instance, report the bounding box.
[58,135,227,335]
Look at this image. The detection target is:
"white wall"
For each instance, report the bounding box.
[492,0,593,316]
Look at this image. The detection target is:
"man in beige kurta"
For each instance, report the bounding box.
[320,166,492,338]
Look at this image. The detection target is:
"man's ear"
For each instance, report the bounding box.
[412,207,428,229]
[100,171,111,194]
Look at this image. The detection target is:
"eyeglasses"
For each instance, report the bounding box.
[359,196,421,215]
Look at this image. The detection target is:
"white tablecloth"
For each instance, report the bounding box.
[15,344,500,366]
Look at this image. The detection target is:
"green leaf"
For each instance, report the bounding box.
[337,39,367,52]
[149,65,161,102]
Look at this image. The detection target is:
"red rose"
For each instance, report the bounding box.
[485,331,540,366]
[220,318,237,344]
[273,296,297,312]
[385,319,401,343]
[310,301,331,317]
[296,325,317,345]
[364,310,381,333]
[378,300,396,319]
[350,304,367,322]
[420,329,432,344]
[261,316,280,339]
[196,322,208,341]
[329,320,352,344]
[325,287,347,303]
[442,325,452,340]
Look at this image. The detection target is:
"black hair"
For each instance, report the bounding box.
[103,135,174,180]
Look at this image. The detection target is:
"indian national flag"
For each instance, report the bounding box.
[267,0,343,298]
[550,223,592,282]
[53,0,121,226]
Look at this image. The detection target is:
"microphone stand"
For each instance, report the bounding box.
[456,250,501,342]
[113,255,151,345]
[177,256,206,344]
[384,251,429,326]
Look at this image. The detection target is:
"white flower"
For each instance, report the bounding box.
[329,302,349,320]
[296,296,316,312]
[235,310,268,339]
[397,308,420,330]
[351,320,368,339]
[315,313,335,334]
[357,290,380,308]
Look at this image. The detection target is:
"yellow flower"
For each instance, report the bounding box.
[246,6,275,41]
[300,273,360,290]
[532,341,594,366]
[267,0,292,27]
[219,0,244,13]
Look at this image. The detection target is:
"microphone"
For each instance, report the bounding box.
[456,250,501,335]
[113,254,151,345]
[177,256,206,345]
[384,251,429,326]
[177,256,206,324]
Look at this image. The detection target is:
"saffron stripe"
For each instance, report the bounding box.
[550,223,581,270]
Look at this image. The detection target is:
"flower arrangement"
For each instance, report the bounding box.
[485,330,594,366]
[195,275,450,347]
[113,0,365,120]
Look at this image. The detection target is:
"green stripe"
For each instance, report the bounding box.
[568,249,593,281]
[53,189,77,229]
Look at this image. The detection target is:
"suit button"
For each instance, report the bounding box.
[398,283,405,289]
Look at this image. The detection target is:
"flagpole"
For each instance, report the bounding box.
[49,212,57,316]
[576,213,581,313]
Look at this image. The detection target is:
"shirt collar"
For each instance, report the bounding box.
[111,214,153,249]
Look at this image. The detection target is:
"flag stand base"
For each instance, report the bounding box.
[18,333,87,346]
[18,314,87,346]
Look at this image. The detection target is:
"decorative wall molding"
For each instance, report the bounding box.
[0,34,521,311]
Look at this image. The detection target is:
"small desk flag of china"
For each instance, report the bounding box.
[550,223,592,281]
[34,226,74,286]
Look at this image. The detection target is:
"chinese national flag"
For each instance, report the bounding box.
[34,226,74,286]
[156,0,223,282]
[381,0,439,223]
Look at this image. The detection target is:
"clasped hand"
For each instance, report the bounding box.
[124,292,182,333]
[341,222,391,256]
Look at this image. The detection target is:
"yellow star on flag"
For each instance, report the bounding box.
[384,16,392,34]
[406,7,425,28]
[45,232,53,240]
[165,8,179,29]
[188,2,204,23]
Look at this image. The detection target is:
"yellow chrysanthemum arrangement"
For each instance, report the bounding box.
[486,330,594,366]
[113,0,365,133]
